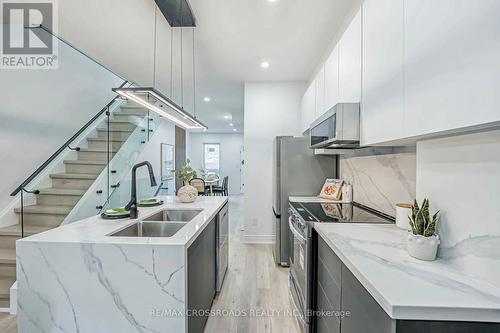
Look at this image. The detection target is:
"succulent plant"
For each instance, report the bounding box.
[171,159,197,183]
[408,199,439,237]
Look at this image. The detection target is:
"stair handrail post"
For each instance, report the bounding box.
[20,187,24,238]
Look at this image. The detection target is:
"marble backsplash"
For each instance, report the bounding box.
[340,147,416,217]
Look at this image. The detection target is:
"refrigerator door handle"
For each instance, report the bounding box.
[273,207,281,218]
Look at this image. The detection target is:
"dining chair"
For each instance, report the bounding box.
[189,178,207,196]
[212,176,228,196]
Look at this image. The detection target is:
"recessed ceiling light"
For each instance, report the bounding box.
[233,128,237,132]
[229,123,234,127]
[224,115,231,120]
[267,0,278,2]
[261,61,270,68]
[203,97,210,102]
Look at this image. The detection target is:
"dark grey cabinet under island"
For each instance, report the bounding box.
[315,234,500,333]
[187,202,229,333]
[187,215,216,333]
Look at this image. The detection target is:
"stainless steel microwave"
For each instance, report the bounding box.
[309,103,360,149]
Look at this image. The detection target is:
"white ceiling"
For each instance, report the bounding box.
[189,0,357,133]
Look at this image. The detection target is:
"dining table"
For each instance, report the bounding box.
[205,178,220,195]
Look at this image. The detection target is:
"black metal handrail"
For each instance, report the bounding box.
[10,80,128,196]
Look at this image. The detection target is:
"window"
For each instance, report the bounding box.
[203,143,220,177]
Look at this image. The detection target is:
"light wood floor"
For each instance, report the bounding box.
[204,195,300,333]
[0,195,299,333]
[0,312,16,333]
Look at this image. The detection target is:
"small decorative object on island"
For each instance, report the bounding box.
[396,203,413,230]
[407,198,440,261]
[172,159,198,203]
[318,178,344,201]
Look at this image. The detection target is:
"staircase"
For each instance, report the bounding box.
[0,102,149,308]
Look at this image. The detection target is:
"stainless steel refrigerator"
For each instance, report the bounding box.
[272,136,337,266]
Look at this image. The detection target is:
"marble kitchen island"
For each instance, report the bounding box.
[16,196,228,333]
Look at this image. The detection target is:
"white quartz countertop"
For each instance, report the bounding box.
[18,196,228,247]
[314,223,500,322]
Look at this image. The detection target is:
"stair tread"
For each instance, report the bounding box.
[96,128,134,133]
[114,112,147,116]
[108,119,136,123]
[50,173,98,180]
[0,277,15,297]
[120,105,147,109]
[79,148,119,153]
[87,137,126,142]
[0,249,15,264]
[63,159,107,165]
[38,188,85,196]
[14,205,72,215]
[0,224,52,237]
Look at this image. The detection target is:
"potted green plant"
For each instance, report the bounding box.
[199,166,206,180]
[172,159,198,203]
[407,199,440,261]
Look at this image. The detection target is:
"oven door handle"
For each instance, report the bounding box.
[289,218,307,243]
[288,273,308,326]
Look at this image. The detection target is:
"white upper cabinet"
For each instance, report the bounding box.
[314,66,326,118]
[339,7,362,103]
[324,46,339,112]
[361,0,405,145]
[301,80,316,133]
[404,0,500,137]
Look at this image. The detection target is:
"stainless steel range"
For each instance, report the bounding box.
[287,200,394,333]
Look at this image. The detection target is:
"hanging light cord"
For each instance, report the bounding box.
[180,0,184,109]
[153,5,157,87]
[192,27,196,119]
[170,25,173,98]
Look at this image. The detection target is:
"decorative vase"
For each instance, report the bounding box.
[406,233,440,261]
[177,185,198,203]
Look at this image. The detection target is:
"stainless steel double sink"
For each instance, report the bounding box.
[109,209,202,238]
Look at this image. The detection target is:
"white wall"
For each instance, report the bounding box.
[187,133,244,195]
[243,82,305,243]
[58,0,158,86]
[416,129,500,286]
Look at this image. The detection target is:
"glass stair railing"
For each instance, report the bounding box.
[5,26,161,238]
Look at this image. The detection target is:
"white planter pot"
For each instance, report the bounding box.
[177,185,198,203]
[406,233,440,261]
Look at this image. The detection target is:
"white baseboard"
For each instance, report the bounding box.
[242,234,274,244]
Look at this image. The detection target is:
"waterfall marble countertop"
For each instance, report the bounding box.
[18,195,228,247]
[16,196,228,333]
[314,223,500,323]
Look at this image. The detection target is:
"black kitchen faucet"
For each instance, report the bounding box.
[125,161,157,219]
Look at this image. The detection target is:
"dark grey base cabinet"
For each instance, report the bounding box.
[187,217,216,333]
[315,234,500,333]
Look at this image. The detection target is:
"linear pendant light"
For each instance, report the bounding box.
[112,87,207,130]
[113,4,206,131]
